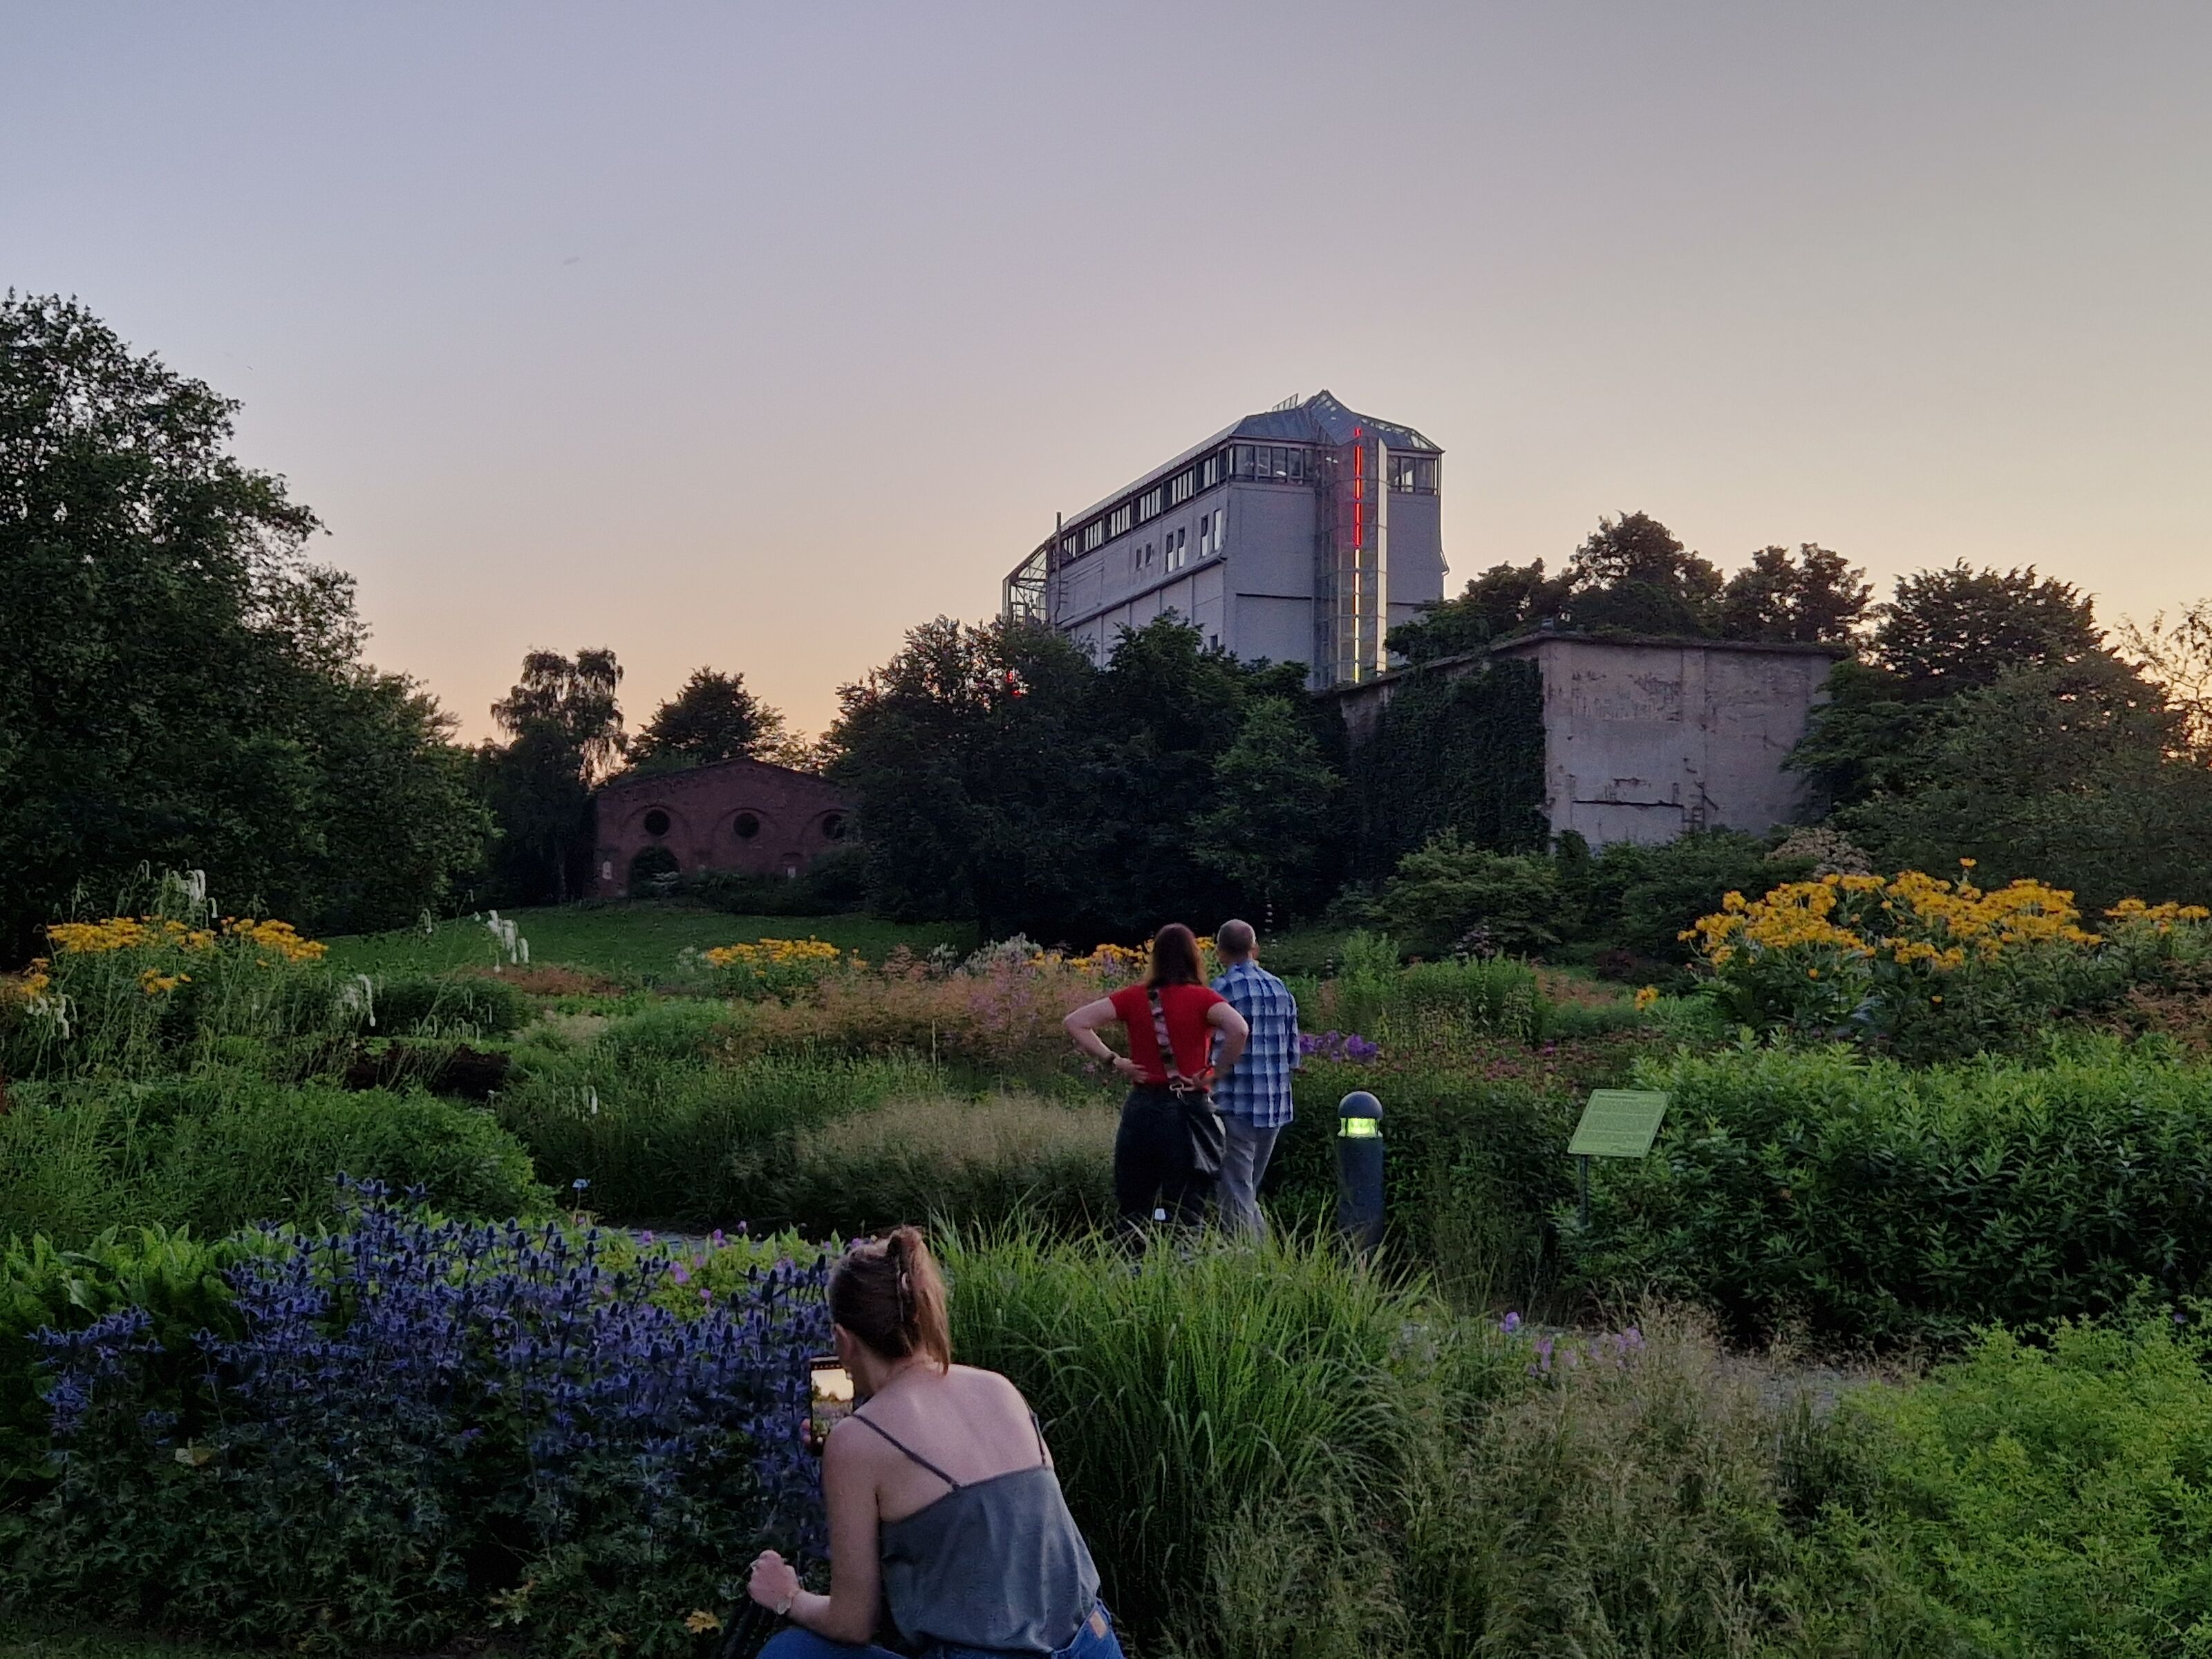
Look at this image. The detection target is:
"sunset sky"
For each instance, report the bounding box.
[9,2,2209,741]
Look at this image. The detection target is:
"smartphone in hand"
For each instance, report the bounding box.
[808,1355,854,1452]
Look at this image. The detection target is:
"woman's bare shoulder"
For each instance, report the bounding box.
[947,1364,1030,1407]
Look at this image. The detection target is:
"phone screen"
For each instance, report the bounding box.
[809,1356,854,1445]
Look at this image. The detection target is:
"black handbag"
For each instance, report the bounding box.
[1147,986,1226,1180]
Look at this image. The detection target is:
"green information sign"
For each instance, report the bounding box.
[1567,1089,1671,1159]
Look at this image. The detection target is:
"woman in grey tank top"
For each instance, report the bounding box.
[747,1228,1124,1659]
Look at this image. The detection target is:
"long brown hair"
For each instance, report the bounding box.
[829,1226,952,1372]
[1146,923,1204,988]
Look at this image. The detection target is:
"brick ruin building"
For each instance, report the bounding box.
[590,757,854,898]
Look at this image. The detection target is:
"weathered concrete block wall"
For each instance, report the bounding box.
[1332,633,1844,846]
[591,758,852,897]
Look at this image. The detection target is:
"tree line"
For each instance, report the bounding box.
[0,296,809,954]
[6,292,2208,959]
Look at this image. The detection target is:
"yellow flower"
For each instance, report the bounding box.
[1633,986,1658,1011]
[684,1611,723,1635]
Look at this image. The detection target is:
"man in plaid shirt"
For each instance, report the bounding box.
[1208,919,1299,1237]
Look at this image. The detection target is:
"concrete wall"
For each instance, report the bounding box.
[590,757,852,897]
[1331,634,1844,846]
[1382,489,1443,635]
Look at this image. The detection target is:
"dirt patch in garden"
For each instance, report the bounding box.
[1535,968,1638,1006]
[341,1041,512,1101]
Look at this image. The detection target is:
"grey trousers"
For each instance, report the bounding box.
[1217,1116,1284,1237]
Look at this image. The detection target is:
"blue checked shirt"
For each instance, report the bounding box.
[1210,959,1300,1127]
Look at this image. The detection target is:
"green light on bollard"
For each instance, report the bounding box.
[1337,1091,1385,1255]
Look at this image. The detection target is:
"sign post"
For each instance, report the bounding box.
[1566,1089,1670,1228]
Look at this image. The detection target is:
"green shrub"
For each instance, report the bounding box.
[0,1226,258,1490]
[0,1076,545,1248]
[1569,1042,2212,1346]
[1372,833,1563,957]
[1797,1311,2212,1655]
[686,846,869,917]
[368,971,533,1038]
[780,1092,1115,1236]
[1574,829,1812,968]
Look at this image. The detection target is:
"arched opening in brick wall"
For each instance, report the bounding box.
[628,845,679,896]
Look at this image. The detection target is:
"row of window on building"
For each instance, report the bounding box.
[639,807,845,842]
[1132,507,1226,575]
[1062,442,1438,563]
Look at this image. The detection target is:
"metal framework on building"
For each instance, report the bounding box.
[1002,538,1051,625]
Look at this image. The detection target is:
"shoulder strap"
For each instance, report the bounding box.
[847,1410,962,1491]
[1027,1407,1049,1467]
[1146,987,1188,1085]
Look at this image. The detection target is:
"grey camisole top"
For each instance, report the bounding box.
[848,1407,1101,1656]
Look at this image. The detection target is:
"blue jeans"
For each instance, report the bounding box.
[759,1601,1124,1659]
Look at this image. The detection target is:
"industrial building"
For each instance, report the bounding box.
[1002,391,1446,686]
[1334,633,1847,845]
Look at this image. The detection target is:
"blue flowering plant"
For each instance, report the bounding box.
[20,1180,832,1655]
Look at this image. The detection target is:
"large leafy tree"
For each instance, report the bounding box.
[1839,657,2212,909]
[1871,563,2104,697]
[476,648,625,904]
[1557,512,1725,637]
[1190,697,1344,925]
[830,616,1347,941]
[1086,624,1313,934]
[2117,600,2212,758]
[1718,545,1871,644]
[1793,563,2118,814]
[0,293,485,957]
[1388,559,1559,662]
[828,617,1100,939]
[628,667,804,774]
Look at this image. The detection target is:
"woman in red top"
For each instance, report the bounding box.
[1063,924,1250,1237]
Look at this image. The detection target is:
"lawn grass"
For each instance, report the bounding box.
[325,901,975,984]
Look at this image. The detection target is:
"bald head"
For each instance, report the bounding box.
[1217,919,1257,960]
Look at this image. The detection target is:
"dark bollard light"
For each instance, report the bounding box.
[1336,1091,1385,1255]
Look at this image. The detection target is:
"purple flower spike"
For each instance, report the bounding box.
[34,1183,839,1568]
[1501,1311,1522,1335]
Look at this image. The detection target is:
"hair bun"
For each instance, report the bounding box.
[828,1226,952,1373]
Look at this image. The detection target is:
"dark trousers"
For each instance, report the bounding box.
[1114,1086,1212,1237]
